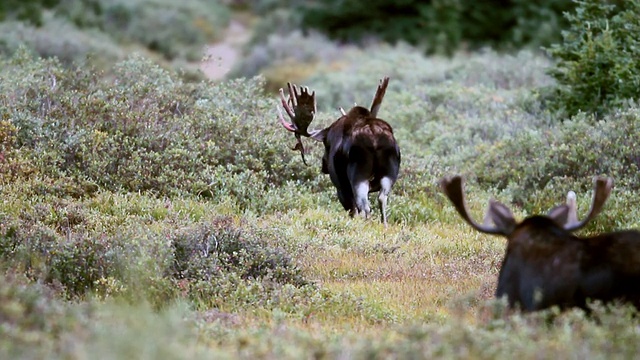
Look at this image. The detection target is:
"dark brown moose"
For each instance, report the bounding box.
[277,77,401,226]
[440,175,640,312]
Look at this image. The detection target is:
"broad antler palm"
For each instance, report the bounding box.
[276,83,320,165]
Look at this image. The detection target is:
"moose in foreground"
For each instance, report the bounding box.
[441,175,640,312]
[277,77,401,226]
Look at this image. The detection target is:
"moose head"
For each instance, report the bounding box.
[277,77,401,226]
[441,175,640,312]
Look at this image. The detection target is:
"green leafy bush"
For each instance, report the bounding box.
[56,0,231,60]
[0,118,16,170]
[295,0,575,55]
[0,0,60,26]
[164,216,319,310]
[0,51,321,210]
[0,17,124,67]
[168,216,307,286]
[0,273,89,358]
[0,215,133,299]
[0,200,307,302]
[545,0,640,117]
[0,0,231,65]
[470,107,640,219]
[229,29,346,87]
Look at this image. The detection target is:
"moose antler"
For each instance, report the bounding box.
[562,176,613,231]
[565,190,578,226]
[440,175,516,235]
[442,175,613,235]
[276,83,320,165]
[278,83,317,135]
[369,76,389,118]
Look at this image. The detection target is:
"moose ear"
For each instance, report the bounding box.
[547,204,570,226]
[483,200,517,235]
[309,128,328,142]
[440,175,515,236]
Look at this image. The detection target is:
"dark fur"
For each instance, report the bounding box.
[496,216,640,311]
[319,106,401,216]
[441,175,640,312]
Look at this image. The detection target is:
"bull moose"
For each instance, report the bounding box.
[440,175,640,312]
[276,77,401,226]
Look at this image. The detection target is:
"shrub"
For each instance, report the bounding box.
[229,29,347,82]
[46,234,131,298]
[545,0,640,117]
[167,216,308,307]
[470,106,640,218]
[296,0,575,55]
[0,0,60,26]
[0,214,133,299]
[0,17,124,67]
[168,216,306,285]
[0,119,17,176]
[56,0,232,61]
[298,46,552,172]
[0,273,88,358]
[0,51,322,210]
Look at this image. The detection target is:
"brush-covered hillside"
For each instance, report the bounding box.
[1,0,640,358]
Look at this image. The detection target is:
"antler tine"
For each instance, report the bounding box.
[279,87,296,122]
[563,176,613,231]
[301,86,317,115]
[276,104,297,132]
[369,76,390,118]
[440,175,511,235]
[565,191,578,226]
[288,83,299,107]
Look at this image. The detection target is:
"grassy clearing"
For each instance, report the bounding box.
[299,221,501,322]
[2,39,640,358]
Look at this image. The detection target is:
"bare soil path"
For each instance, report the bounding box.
[200,19,251,80]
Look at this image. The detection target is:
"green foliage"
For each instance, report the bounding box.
[56,0,232,60]
[545,0,640,117]
[3,39,640,358]
[0,213,131,299]
[202,305,640,359]
[0,118,16,157]
[296,0,575,55]
[0,274,85,359]
[0,51,320,210]
[0,0,59,26]
[0,17,124,67]
[167,216,308,305]
[0,0,231,67]
[229,29,344,84]
[0,197,308,303]
[470,108,640,219]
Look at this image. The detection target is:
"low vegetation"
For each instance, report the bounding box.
[545,0,640,117]
[0,0,231,73]
[2,0,640,358]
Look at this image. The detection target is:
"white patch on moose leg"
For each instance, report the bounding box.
[354,181,371,219]
[378,177,393,226]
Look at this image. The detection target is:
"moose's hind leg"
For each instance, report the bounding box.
[353,180,371,219]
[378,176,393,226]
[347,158,372,219]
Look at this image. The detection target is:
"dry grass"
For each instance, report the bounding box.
[253,206,505,328]
[3,39,640,358]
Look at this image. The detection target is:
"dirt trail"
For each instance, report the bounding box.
[200,19,251,80]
